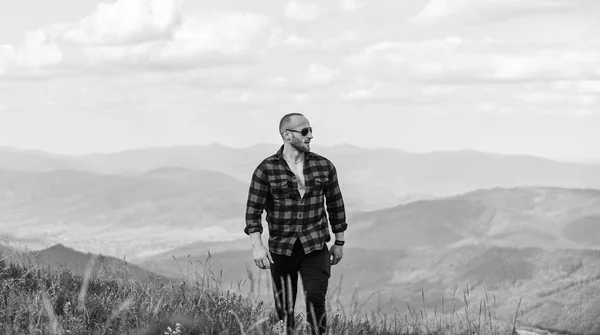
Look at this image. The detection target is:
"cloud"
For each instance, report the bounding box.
[544,108,597,117]
[410,0,598,25]
[157,12,268,60]
[340,0,365,12]
[269,29,315,48]
[0,1,269,77]
[409,0,452,26]
[552,80,600,94]
[0,45,16,75]
[283,35,315,48]
[322,30,360,49]
[60,0,185,45]
[1,30,63,75]
[284,1,320,22]
[346,38,600,82]
[304,63,338,86]
[341,88,373,101]
[18,30,63,68]
[345,41,411,67]
[421,85,456,95]
[514,92,597,106]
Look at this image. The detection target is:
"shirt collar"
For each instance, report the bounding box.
[276,145,313,163]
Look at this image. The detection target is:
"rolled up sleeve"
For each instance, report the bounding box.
[244,164,268,235]
[324,163,347,233]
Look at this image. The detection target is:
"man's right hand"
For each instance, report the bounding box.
[253,245,273,269]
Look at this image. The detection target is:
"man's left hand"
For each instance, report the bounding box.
[330,245,343,265]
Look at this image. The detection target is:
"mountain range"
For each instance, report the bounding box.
[2,144,600,333]
[349,186,600,250]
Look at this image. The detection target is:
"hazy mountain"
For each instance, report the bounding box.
[0,147,88,172]
[349,186,600,250]
[5,144,597,198]
[0,168,249,259]
[3,144,600,214]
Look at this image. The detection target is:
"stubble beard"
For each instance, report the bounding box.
[291,137,310,153]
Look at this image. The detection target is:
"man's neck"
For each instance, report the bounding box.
[282,144,305,164]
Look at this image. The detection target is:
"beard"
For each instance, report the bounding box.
[290,136,310,153]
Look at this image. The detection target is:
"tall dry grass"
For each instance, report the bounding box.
[0,247,517,335]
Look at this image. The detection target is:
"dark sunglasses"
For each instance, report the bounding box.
[286,127,313,136]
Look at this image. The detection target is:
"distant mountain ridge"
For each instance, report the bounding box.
[0,167,249,259]
[349,186,600,250]
[2,144,599,198]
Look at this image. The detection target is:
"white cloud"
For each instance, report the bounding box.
[409,0,453,26]
[14,30,63,68]
[410,0,596,25]
[0,45,16,75]
[421,85,456,95]
[284,35,315,48]
[158,12,268,59]
[578,81,600,93]
[1,4,269,76]
[543,108,596,117]
[476,102,498,112]
[322,30,360,49]
[304,63,337,86]
[284,1,320,22]
[345,41,408,67]
[61,0,185,45]
[346,38,600,82]
[570,109,596,116]
[341,88,373,101]
[552,80,600,94]
[340,0,365,12]
[515,92,597,106]
[270,29,315,48]
[267,76,288,85]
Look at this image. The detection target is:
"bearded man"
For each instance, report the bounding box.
[244,113,348,335]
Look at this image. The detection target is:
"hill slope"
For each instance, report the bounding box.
[2,242,170,283]
[0,168,248,258]
[143,243,600,335]
[349,187,600,250]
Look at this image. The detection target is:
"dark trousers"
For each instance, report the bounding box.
[270,240,330,335]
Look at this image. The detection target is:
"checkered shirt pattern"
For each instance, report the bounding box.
[245,145,348,256]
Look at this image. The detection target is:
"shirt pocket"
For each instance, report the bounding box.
[269,179,290,199]
[313,176,329,194]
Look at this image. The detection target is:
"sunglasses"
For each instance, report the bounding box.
[286,127,313,136]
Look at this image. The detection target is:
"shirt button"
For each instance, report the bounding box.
[298,213,303,218]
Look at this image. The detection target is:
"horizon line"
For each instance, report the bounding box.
[1,143,599,165]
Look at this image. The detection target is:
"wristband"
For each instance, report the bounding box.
[334,240,345,246]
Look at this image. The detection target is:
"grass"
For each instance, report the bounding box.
[0,249,516,335]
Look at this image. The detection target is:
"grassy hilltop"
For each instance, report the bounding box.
[0,248,517,335]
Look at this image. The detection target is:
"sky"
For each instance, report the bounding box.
[0,0,599,162]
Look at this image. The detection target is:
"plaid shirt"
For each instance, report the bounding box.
[245,146,347,256]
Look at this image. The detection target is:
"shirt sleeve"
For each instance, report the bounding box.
[324,162,348,233]
[244,163,269,235]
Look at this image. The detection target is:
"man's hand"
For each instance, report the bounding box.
[253,244,273,269]
[330,245,344,265]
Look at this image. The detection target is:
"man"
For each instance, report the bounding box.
[244,113,347,335]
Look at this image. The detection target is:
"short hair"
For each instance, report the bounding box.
[279,113,304,135]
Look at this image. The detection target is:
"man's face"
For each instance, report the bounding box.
[287,117,313,153]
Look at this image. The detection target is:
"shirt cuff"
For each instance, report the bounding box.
[331,222,348,234]
[244,224,263,235]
